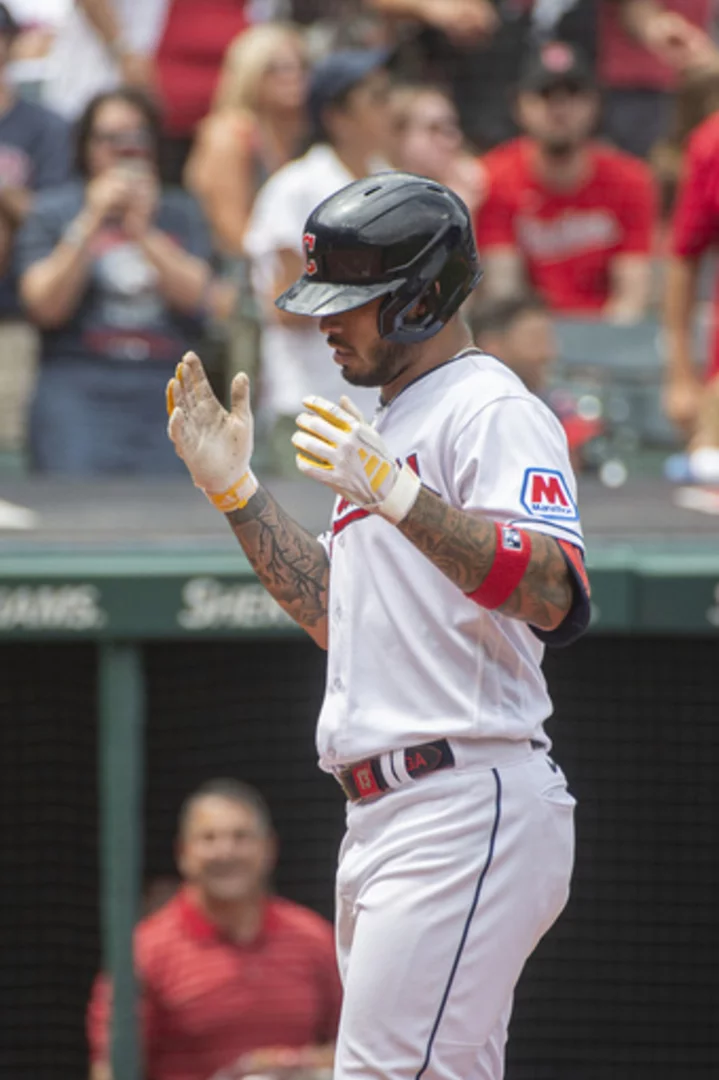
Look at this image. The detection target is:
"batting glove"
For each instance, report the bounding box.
[167,351,258,512]
[292,395,421,524]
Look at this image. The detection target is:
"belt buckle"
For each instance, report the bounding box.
[351,761,383,799]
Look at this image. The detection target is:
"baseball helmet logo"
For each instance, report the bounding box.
[303,232,318,276]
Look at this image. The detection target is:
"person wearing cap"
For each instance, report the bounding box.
[243,47,394,474]
[86,778,341,1080]
[0,1,71,461]
[474,41,657,323]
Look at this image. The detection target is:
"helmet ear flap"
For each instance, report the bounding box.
[376,230,467,344]
[378,282,443,344]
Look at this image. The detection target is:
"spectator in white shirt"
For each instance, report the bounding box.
[42,0,167,121]
[243,47,395,473]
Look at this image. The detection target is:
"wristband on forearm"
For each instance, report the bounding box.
[204,470,258,513]
[466,523,532,609]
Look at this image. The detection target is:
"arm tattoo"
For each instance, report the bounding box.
[226,486,329,640]
[398,487,573,631]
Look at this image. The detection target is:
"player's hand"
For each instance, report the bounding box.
[167,351,258,512]
[292,395,421,524]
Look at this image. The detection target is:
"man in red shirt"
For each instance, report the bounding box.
[665,109,719,460]
[474,41,656,321]
[87,779,341,1080]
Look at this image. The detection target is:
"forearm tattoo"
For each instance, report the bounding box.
[398,487,573,631]
[226,487,329,635]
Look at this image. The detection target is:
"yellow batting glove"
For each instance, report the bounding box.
[292,395,421,524]
[167,352,258,513]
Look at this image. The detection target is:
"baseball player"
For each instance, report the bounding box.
[167,173,591,1080]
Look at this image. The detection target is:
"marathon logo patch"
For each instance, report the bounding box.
[520,468,578,521]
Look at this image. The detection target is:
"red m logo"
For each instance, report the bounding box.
[531,473,569,507]
[521,469,578,520]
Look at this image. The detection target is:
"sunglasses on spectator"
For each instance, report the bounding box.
[91,129,153,152]
[538,81,590,99]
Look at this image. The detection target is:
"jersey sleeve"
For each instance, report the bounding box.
[452,395,590,646]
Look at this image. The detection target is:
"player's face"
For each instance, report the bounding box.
[517,85,598,155]
[177,796,276,904]
[319,298,419,389]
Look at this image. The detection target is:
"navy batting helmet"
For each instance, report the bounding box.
[275,172,482,344]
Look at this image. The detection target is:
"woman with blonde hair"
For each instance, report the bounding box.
[185,23,308,256]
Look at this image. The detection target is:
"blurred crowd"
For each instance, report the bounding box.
[1,0,719,482]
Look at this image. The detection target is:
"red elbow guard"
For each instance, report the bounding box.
[466,523,532,610]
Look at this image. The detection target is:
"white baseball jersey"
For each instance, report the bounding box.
[317,347,586,770]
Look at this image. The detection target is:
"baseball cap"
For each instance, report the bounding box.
[518,42,594,94]
[308,47,390,131]
[0,2,19,39]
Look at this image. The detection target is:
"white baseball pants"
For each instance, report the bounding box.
[333,741,575,1080]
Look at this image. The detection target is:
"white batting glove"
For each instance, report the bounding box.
[167,351,258,513]
[292,395,421,524]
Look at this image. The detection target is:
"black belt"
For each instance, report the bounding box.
[335,738,456,803]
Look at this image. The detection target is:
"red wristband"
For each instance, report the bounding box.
[466,523,532,610]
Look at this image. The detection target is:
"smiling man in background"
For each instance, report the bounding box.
[86,778,341,1080]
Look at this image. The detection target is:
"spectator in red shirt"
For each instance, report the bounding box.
[87,779,341,1080]
[154,0,251,183]
[474,41,656,322]
[666,108,719,445]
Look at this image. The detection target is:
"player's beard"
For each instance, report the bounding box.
[340,338,418,388]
